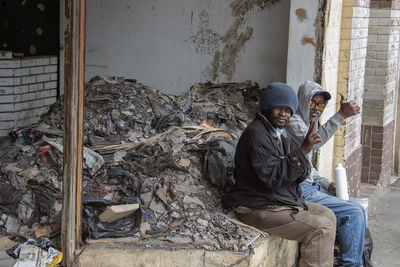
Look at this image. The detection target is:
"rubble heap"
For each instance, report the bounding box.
[0,75,263,254]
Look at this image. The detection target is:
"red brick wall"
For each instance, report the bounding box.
[347,146,363,197]
[370,0,400,9]
[361,121,394,186]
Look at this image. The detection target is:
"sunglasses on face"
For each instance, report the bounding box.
[310,100,326,110]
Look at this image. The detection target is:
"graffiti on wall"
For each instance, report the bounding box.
[191,10,221,54]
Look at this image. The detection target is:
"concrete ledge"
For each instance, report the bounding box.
[77,235,299,267]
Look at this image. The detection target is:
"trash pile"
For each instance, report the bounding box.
[0,75,264,260]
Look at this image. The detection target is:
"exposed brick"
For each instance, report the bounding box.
[371,141,383,149]
[361,167,370,183]
[0,112,14,120]
[36,57,50,65]
[21,75,36,85]
[21,93,36,102]
[50,57,58,65]
[30,66,45,75]
[48,89,57,97]
[0,87,13,95]
[44,81,57,90]
[0,120,15,129]
[21,59,36,67]
[37,74,51,82]
[29,83,44,92]
[44,97,57,106]
[14,85,29,94]
[370,155,382,166]
[0,60,20,68]
[362,125,372,145]
[50,73,57,81]
[13,78,21,86]
[14,68,30,76]
[372,125,384,133]
[0,69,14,76]
[44,65,57,73]
[36,90,49,99]
[14,110,29,120]
[371,132,383,141]
[0,95,13,103]
[13,94,21,102]
[0,77,14,86]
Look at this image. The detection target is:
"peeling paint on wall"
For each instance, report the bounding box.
[211,0,280,81]
[230,0,280,17]
[295,8,307,21]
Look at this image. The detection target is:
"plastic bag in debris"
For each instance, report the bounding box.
[363,227,373,267]
[153,101,193,131]
[46,247,62,267]
[28,180,61,217]
[12,244,47,267]
[0,183,23,215]
[10,243,62,267]
[8,236,61,267]
[8,236,56,259]
[9,128,42,145]
[198,139,238,190]
[41,136,105,176]
[82,197,142,239]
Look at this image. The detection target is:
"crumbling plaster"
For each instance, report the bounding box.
[59,0,290,95]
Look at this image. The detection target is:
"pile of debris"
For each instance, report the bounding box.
[0,75,264,258]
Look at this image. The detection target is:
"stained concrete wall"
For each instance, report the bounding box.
[60,0,290,95]
[286,0,319,90]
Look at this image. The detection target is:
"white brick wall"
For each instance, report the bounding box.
[363,8,400,126]
[335,3,369,158]
[0,56,58,136]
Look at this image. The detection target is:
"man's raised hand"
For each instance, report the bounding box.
[301,120,322,155]
[338,93,360,118]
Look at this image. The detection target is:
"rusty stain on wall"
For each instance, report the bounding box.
[211,0,280,81]
[295,8,307,21]
[302,37,316,47]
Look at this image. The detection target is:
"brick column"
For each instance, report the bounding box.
[0,56,58,136]
[334,0,370,196]
[362,0,400,186]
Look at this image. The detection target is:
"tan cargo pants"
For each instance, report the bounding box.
[235,201,336,267]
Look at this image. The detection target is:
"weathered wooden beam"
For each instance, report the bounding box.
[62,0,86,266]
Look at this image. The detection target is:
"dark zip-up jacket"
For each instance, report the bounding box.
[222,113,311,210]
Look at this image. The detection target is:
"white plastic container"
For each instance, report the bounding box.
[334,163,349,200]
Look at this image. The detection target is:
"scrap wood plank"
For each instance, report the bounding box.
[90,125,234,153]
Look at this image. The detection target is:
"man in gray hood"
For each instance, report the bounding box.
[286,81,366,267]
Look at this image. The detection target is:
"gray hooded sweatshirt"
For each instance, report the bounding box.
[285,81,344,190]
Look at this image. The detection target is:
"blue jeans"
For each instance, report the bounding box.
[301,182,366,267]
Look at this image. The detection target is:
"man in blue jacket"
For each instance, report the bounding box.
[223,82,336,267]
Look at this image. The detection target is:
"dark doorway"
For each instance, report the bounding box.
[0,0,59,56]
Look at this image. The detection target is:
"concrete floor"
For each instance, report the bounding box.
[368,177,400,267]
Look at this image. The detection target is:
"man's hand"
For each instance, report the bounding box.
[338,93,360,119]
[301,120,322,154]
[328,182,336,194]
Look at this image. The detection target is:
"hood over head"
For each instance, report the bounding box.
[297,81,331,125]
